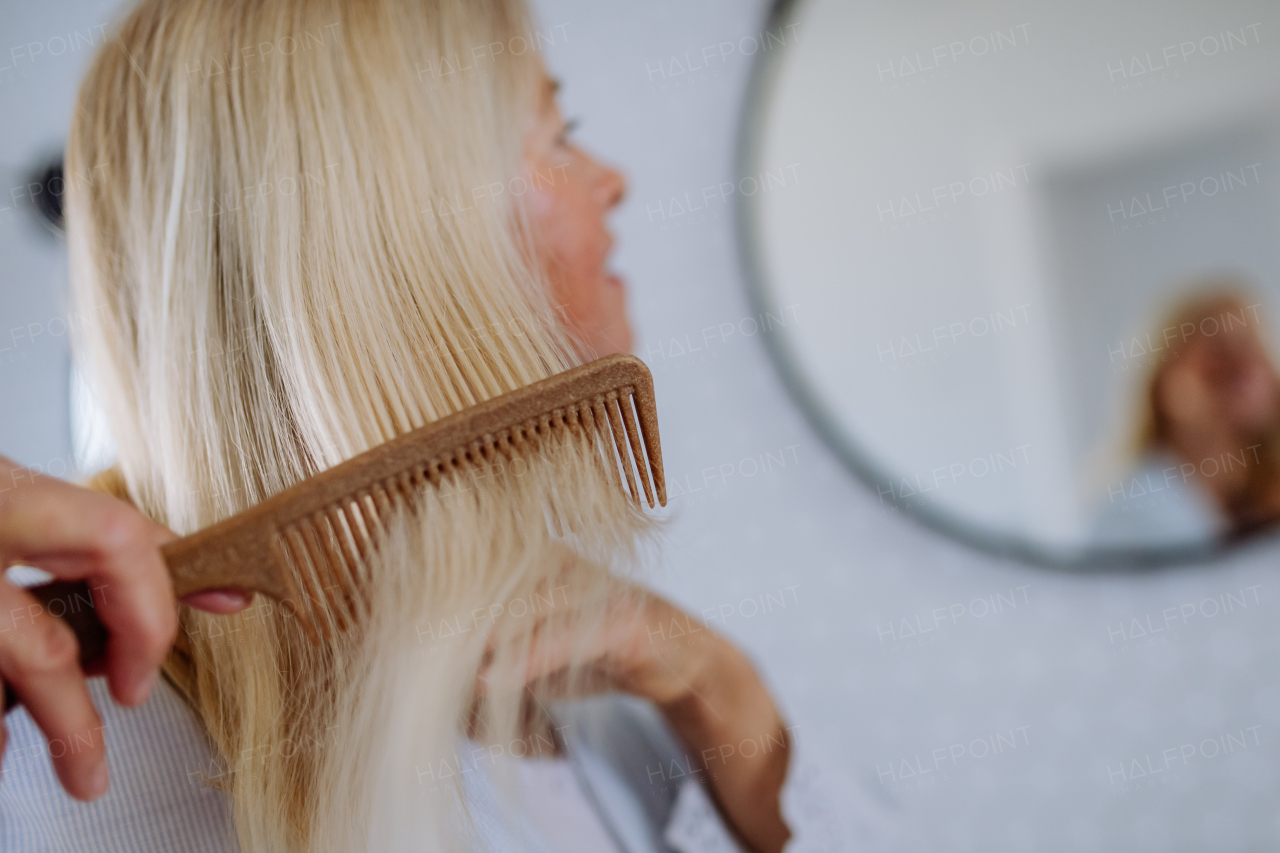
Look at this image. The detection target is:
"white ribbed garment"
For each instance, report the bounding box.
[0,678,237,851]
[0,677,912,852]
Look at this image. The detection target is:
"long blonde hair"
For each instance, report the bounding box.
[65,1,653,849]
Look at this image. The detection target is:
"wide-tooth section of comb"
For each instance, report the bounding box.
[159,353,666,641]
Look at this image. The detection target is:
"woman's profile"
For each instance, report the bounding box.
[0,1,903,851]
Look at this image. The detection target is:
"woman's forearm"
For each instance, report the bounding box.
[657,638,792,853]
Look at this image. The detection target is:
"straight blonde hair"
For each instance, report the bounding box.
[65,1,654,849]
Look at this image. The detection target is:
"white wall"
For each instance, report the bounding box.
[2,1,1278,850]
[534,2,1280,850]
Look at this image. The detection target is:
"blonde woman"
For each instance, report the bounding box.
[1091,287,1280,547]
[0,1,903,851]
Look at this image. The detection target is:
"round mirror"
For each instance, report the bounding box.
[740,0,1280,567]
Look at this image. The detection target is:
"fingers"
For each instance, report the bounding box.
[0,461,178,707]
[180,589,252,614]
[522,622,593,685]
[478,604,614,696]
[470,570,661,699]
[0,578,108,801]
[480,583,707,706]
[71,508,176,708]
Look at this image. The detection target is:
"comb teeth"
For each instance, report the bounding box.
[160,353,666,643]
[275,490,400,641]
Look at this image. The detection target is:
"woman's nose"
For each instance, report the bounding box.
[596,160,627,210]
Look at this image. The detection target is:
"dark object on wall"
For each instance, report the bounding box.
[29,158,65,237]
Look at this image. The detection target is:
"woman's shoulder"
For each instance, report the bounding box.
[0,677,238,853]
[1089,448,1225,548]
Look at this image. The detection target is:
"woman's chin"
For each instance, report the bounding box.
[598,274,632,354]
[587,321,632,357]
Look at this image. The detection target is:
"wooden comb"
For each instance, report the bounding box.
[3,352,665,712]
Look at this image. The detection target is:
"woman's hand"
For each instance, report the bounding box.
[0,456,248,801]
[481,578,793,853]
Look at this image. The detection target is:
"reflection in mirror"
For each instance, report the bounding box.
[740,0,1280,566]
[1092,287,1280,549]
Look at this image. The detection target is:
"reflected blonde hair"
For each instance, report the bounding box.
[66,1,653,850]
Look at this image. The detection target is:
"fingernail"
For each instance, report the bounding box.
[131,669,159,706]
[87,761,109,799]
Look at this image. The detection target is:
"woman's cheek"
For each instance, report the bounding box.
[527,184,556,219]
